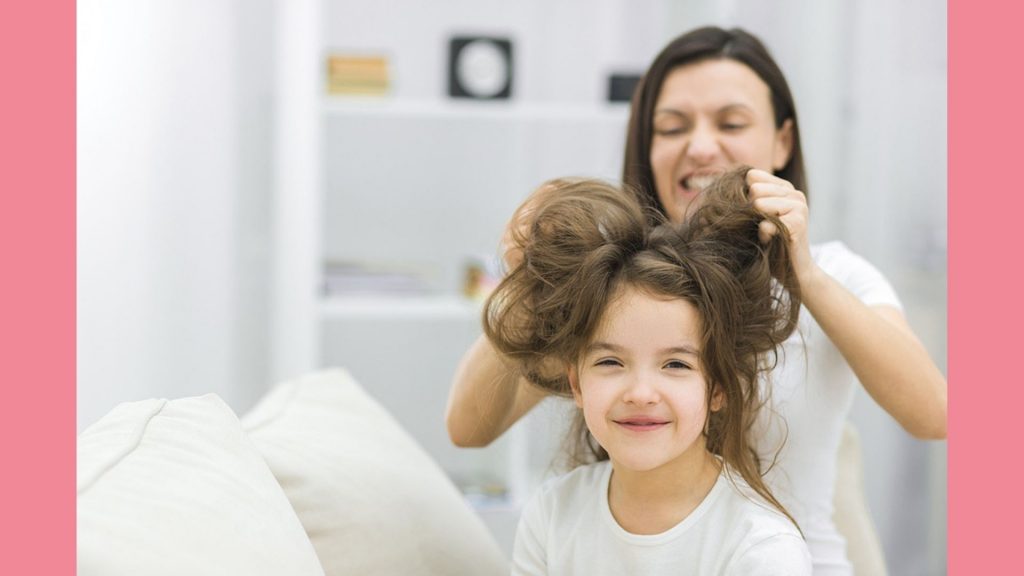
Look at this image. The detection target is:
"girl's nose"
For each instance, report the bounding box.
[622,375,660,405]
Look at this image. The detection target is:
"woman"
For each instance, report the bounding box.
[446,26,946,575]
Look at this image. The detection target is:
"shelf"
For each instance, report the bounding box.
[322,97,631,123]
[320,293,483,320]
[465,495,520,513]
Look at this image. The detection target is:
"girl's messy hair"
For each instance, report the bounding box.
[483,167,801,527]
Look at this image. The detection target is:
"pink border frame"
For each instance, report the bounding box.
[0,0,1007,571]
[1,0,75,573]
[948,0,1018,573]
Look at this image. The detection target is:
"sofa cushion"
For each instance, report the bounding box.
[241,368,508,576]
[77,394,325,576]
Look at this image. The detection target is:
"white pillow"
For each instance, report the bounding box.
[77,394,325,576]
[241,368,508,576]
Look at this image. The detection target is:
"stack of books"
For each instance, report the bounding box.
[322,261,434,297]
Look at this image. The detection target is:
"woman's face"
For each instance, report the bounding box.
[649,59,793,223]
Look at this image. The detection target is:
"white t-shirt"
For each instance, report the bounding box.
[512,460,811,576]
[754,241,902,575]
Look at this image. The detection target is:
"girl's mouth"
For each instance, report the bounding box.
[614,419,670,432]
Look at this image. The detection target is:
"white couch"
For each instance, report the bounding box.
[77,368,888,575]
[77,369,508,576]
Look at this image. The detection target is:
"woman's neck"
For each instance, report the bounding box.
[607,450,722,535]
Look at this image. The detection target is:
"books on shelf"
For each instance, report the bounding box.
[451,472,511,509]
[322,260,434,296]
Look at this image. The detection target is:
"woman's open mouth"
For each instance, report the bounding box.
[679,173,720,196]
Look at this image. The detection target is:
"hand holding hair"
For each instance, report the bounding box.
[745,168,815,282]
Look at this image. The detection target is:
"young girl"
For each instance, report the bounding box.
[484,169,811,575]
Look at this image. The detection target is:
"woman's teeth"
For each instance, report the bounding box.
[683,174,717,192]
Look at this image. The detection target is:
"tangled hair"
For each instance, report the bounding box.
[483,167,801,528]
[622,26,806,221]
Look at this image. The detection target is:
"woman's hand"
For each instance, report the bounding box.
[501,203,531,272]
[745,170,946,439]
[501,181,564,272]
[746,169,817,284]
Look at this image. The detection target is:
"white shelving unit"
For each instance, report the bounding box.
[271,0,629,555]
[320,294,480,320]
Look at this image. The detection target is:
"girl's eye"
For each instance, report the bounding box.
[595,358,623,368]
[664,360,692,370]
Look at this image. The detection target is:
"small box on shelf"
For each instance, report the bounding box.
[322,259,435,297]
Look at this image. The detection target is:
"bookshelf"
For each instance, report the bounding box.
[270,0,629,554]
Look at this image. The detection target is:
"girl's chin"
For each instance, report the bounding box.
[609,452,676,474]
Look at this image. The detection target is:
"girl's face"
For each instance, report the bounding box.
[649,59,793,223]
[569,285,722,474]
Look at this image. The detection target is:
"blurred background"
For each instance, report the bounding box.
[78,0,946,573]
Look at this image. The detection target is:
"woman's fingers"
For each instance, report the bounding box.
[501,186,549,270]
[501,231,524,270]
[502,209,532,270]
[748,182,800,202]
[752,194,809,243]
[745,168,794,189]
[752,196,802,218]
[758,220,778,244]
[746,169,815,279]
[747,170,803,212]
[747,174,808,237]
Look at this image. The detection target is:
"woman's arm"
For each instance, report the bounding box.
[747,169,947,439]
[446,184,558,447]
[800,272,947,439]
[445,334,547,447]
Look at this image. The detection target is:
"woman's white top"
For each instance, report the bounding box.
[755,241,902,575]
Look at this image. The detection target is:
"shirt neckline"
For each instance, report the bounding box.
[598,460,728,546]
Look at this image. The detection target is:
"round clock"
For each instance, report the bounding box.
[448,36,513,100]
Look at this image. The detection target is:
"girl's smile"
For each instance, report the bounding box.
[612,415,671,432]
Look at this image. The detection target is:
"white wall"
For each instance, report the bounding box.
[77,0,274,430]
[841,3,948,575]
[320,0,673,104]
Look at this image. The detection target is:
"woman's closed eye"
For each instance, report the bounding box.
[720,122,748,132]
[654,126,686,137]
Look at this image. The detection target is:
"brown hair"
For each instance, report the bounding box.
[622,26,806,220]
[484,167,801,527]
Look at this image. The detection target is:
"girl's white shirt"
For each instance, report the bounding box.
[512,459,811,576]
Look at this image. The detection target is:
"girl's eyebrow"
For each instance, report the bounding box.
[661,346,699,357]
[585,341,624,355]
[584,342,699,356]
